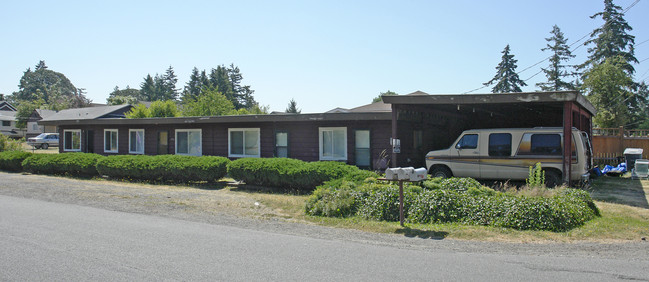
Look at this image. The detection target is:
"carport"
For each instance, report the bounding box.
[382,91,597,184]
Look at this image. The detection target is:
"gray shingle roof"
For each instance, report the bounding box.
[40,105,132,122]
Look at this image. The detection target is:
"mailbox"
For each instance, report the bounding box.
[410,168,427,181]
[385,168,400,180]
[385,167,426,181]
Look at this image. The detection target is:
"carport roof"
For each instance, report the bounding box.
[381,91,596,116]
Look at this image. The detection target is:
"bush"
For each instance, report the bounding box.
[0,134,23,152]
[22,153,104,177]
[96,155,230,183]
[0,151,33,172]
[307,176,599,231]
[227,158,375,190]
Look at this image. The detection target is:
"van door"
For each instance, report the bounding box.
[451,133,481,178]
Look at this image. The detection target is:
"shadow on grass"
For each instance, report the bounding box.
[228,183,312,195]
[92,175,231,191]
[395,227,448,240]
[589,176,648,209]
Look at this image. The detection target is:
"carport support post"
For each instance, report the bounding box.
[391,104,398,168]
[562,102,573,185]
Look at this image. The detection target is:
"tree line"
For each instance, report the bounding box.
[482,0,648,129]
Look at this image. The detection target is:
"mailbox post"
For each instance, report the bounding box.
[381,167,427,226]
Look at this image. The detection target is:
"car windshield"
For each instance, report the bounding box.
[34,133,48,139]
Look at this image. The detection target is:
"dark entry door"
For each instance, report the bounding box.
[86,130,94,153]
[157,131,169,155]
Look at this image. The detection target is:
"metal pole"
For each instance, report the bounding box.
[399,180,404,227]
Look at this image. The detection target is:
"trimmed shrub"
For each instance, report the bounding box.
[22,153,104,177]
[227,158,376,190]
[0,151,33,172]
[96,155,230,183]
[307,177,599,231]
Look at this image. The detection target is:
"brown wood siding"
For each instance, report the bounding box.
[57,119,394,170]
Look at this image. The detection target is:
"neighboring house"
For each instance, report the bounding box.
[40,91,596,176]
[26,109,58,138]
[0,102,23,138]
[0,101,17,111]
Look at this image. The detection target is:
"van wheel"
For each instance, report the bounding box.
[544,170,561,188]
[41,143,49,150]
[430,167,452,179]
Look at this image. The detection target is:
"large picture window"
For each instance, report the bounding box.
[104,129,118,153]
[129,129,145,154]
[175,129,202,156]
[319,127,347,161]
[64,129,81,152]
[229,128,260,158]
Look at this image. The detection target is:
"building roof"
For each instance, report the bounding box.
[0,101,17,111]
[35,109,58,119]
[40,104,132,122]
[382,90,596,115]
[348,101,391,113]
[39,111,393,126]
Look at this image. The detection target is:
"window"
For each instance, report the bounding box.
[32,123,39,131]
[129,129,145,154]
[175,129,202,156]
[355,130,370,167]
[319,127,347,161]
[275,131,288,158]
[104,129,118,153]
[455,134,478,149]
[229,128,260,158]
[488,133,512,156]
[64,130,81,152]
[1,121,10,127]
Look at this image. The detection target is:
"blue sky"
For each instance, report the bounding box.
[1,0,648,113]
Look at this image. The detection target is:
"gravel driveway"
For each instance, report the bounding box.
[1,171,648,261]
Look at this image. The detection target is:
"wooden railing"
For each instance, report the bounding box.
[593,127,649,138]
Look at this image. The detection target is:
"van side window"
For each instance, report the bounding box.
[488,133,511,156]
[517,133,561,155]
[456,134,478,149]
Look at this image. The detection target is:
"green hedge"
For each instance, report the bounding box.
[306,178,600,232]
[22,153,105,177]
[0,151,33,172]
[96,155,230,183]
[227,158,377,190]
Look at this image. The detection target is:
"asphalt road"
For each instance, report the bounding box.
[1,195,648,281]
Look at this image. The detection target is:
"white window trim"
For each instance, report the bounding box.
[129,129,145,154]
[228,128,261,158]
[64,129,82,152]
[318,127,347,161]
[175,129,202,156]
[104,129,119,153]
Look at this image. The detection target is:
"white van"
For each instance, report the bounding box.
[425,128,592,186]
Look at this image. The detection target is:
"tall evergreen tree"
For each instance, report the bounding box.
[182,67,202,102]
[139,74,156,101]
[537,25,576,91]
[160,66,178,101]
[227,64,256,109]
[582,0,637,74]
[285,98,301,113]
[483,45,527,93]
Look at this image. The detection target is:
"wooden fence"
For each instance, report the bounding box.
[592,126,649,166]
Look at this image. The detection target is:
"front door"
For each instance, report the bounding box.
[157,131,169,155]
